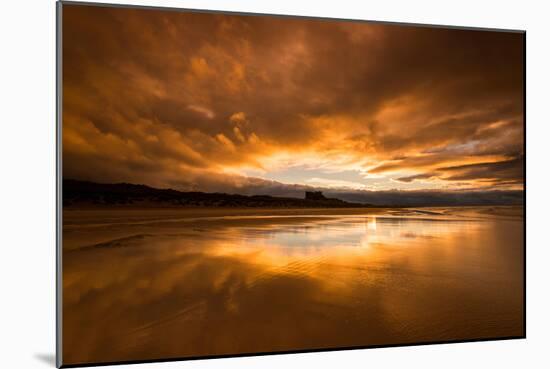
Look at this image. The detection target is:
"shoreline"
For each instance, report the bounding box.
[63,204,523,212]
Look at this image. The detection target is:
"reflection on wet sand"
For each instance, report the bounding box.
[63,207,524,365]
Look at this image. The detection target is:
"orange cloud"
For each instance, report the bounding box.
[62,5,524,194]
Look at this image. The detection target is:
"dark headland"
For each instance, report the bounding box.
[62,180,367,208]
[63,179,524,208]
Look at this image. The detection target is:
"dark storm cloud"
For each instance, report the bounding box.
[396,156,524,189]
[439,156,524,182]
[396,173,436,183]
[62,4,524,193]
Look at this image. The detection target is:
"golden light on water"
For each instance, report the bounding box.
[62,207,523,364]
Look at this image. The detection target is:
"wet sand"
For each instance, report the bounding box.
[62,206,524,365]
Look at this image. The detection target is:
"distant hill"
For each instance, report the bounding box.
[62,179,367,208]
[325,188,524,207]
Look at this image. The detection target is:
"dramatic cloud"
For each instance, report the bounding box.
[62,4,524,195]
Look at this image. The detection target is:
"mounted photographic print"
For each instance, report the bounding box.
[57,1,525,367]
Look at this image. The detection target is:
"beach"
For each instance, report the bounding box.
[62,206,524,364]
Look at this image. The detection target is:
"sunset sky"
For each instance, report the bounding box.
[62,4,524,196]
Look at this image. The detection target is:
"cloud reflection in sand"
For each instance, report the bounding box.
[63,208,523,364]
